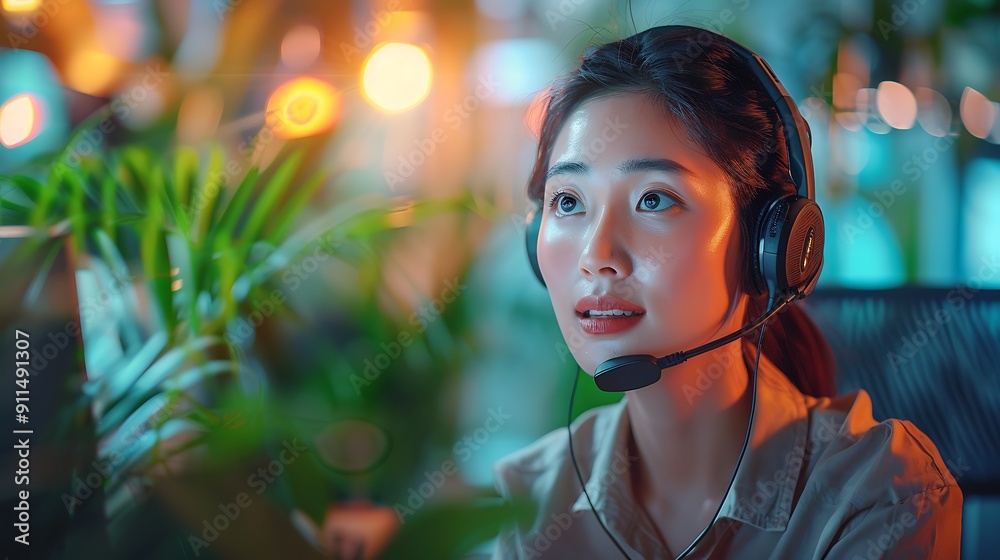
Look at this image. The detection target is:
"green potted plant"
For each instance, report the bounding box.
[2,131,530,559]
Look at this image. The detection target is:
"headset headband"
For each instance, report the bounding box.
[726,40,816,201]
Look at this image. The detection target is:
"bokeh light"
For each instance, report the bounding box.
[1,0,40,13]
[915,87,952,137]
[265,77,342,139]
[833,72,862,109]
[176,87,224,144]
[960,86,996,139]
[524,87,549,140]
[281,24,321,70]
[65,48,122,96]
[876,81,917,130]
[362,42,432,112]
[0,94,42,148]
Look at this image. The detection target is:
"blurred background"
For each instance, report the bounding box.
[0,0,998,558]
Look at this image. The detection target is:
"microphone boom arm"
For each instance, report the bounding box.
[656,295,792,368]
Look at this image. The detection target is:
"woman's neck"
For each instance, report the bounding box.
[625,339,754,498]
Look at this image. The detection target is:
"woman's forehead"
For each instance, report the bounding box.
[551,93,717,171]
[547,93,726,192]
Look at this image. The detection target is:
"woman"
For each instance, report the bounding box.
[491,26,962,559]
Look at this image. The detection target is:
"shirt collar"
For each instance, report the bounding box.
[569,338,809,532]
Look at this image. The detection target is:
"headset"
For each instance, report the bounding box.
[523,28,825,559]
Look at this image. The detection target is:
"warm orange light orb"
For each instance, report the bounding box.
[65,49,121,96]
[876,81,917,130]
[961,87,996,140]
[2,0,40,13]
[265,77,342,139]
[361,42,432,112]
[0,94,42,148]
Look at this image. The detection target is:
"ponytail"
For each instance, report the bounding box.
[745,293,837,398]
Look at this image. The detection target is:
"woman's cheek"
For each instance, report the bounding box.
[537,222,578,284]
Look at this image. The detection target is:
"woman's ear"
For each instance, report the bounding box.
[724,215,756,305]
[745,199,774,298]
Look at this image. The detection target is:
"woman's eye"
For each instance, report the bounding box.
[549,192,585,215]
[638,192,676,212]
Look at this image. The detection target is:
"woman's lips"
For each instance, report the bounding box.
[578,312,645,334]
[574,295,646,334]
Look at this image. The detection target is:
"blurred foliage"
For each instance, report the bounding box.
[0,126,523,557]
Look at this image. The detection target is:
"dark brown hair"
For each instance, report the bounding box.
[527,25,836,398]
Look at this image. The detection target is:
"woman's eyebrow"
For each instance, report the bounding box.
[545,158,694,181]
[617,158,694,177]
[545,161,589,181]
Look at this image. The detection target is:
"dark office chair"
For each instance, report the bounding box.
[803,287,1000,560]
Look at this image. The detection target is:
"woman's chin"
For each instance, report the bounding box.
[563,357,598,378]
[578,359,603,378]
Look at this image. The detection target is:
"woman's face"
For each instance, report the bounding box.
[537,91,747,375]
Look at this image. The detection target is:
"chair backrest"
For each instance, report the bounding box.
[802,287,1000,495]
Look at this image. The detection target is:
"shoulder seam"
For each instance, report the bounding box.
[869,482,958,509]
[894,419,952,486]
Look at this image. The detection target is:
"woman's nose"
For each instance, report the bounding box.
[578,210,633,279]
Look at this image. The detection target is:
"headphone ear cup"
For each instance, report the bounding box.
[784,197,824,297]
[525,209,546,287]
[757,195,825,301]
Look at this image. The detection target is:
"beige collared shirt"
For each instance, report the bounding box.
[489,340,963,559]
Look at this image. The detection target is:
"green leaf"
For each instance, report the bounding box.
[172,145,199,210]
[212,165,261,242]
[63,170,88,255]
[104,392,175,457]
[0,195,32,217]
[140,182,175,336]
[95,336,223,435]
[100,175,118,243]
[261,169,329,247]
[193,145,225,242]
[0,174,44,203]
[103,416,209,488]
[237,150,304,256]
[27,167,63,227]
